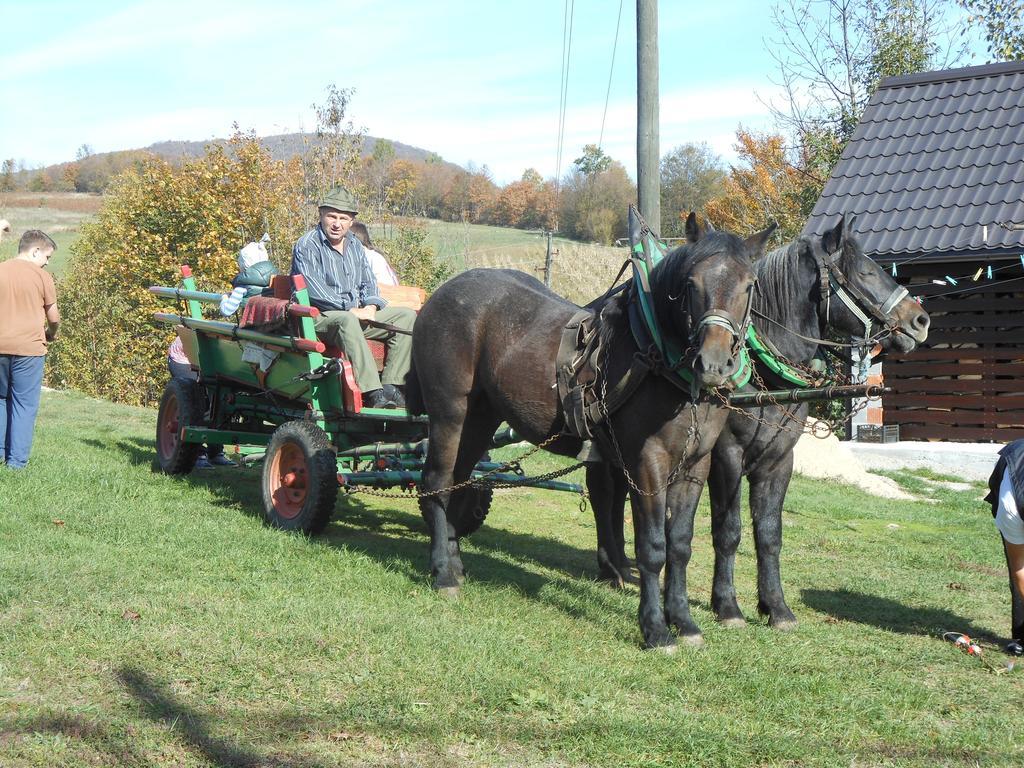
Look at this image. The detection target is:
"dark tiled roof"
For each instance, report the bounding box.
[804,61,1024,261]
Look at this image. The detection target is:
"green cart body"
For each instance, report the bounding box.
[151,267,580,535]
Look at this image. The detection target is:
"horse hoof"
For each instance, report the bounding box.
[656,643,678,656]
[680,633,705,648]
[771,618,798,632]
[436,586,460,601]
[718,617,747,629]
[597,572,625,590]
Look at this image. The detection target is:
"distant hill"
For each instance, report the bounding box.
[20,133,463,194]
[144,132,453,168]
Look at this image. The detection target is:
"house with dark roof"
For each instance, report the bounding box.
[804,60,1024,443]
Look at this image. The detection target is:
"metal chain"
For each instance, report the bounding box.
[594,345,707,498]
[342,431,571,500]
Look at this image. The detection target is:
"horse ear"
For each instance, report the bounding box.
[822,215,845,254]
[684,211,703,243]
[704,217,716,233]
[743,222,778,258]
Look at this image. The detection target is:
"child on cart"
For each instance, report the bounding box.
[219,237,279,316]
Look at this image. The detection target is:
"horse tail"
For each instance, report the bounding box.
[404,357,426,415]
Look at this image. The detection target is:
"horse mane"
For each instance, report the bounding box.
[753,239,812,329]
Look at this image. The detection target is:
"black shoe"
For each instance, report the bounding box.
[383,384,406,408]
[208,453,237,467]
[364,388,396,409]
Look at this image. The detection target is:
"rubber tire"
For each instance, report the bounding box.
[447,486,494,538]
[261,420,338,534]
[156,378,203,475]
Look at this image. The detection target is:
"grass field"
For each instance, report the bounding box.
[0,194,101,276]
[411,218,628,304]
[1,390,1022,767]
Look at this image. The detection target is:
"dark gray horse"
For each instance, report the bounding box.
[406,216,776,650]
[595,216,930,644]
[707,216,929,632]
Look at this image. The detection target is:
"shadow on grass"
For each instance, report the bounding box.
[114,435,637,641]
[801,588,995,640]
[117,666,323,768]
[0,712,149,765]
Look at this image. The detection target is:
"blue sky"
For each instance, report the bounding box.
[0,0,982,184]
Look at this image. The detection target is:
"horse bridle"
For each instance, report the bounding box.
[675,276,756,369]
[809,239,908,342]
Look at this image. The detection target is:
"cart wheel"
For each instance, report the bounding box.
[156,378,203,474]
[262,421,338,534]
[447,486,494,538]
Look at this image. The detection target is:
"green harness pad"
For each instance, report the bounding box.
[628,222,751,390]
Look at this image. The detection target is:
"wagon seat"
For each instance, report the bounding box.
[271,276,424,409]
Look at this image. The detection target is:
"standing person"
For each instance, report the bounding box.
[291,186,415,409]
[350,221,399,287]
[0,230,60,469]
[166,338,234,468]
[984,440,1024,656]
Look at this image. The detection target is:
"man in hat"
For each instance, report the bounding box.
[291,186,415,409]
[984,440,1024,656]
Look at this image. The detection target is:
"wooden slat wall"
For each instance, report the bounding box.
[879,257,1024,442]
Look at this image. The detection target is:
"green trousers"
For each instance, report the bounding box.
[314,306,416,393]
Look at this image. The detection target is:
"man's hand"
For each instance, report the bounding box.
[351,305,377,321]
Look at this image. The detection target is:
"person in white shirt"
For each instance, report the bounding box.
[984,441,1024,655]
[350,222,399,287]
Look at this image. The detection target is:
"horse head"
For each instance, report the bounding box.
[653,213,775,389]
[809,216,929,354]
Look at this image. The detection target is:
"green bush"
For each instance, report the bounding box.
[381,225,453,293]
[48,133,306,406]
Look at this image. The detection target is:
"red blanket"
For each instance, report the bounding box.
[240,296,290,333]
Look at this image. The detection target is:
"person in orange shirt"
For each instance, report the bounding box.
[0,230,60,469]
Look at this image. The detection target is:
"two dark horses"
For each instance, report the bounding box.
[592,216,930,643]
[406,214,929,650]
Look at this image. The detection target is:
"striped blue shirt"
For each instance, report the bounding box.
[290,225,387,312]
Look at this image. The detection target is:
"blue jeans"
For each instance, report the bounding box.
[0,354,46,469]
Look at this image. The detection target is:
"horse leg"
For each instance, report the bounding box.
[586,463,629,586]
[631,490,675,651]
[663,455,710,645]
[750,455,798,630]
[611,467,629,570]
[446,403,502,581]
[709,445,747,626]
[420,412,468,595]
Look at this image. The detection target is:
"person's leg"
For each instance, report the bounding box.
[315,310,382,393]
[0,355,10,464]
[365,306,416,387]
[6,355,46,468]
[168,359,194,379]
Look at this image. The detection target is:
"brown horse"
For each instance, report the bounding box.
[405,216,777,650]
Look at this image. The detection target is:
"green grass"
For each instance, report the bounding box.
[2,390,1022,766]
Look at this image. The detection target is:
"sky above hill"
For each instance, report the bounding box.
[0,0,983,184]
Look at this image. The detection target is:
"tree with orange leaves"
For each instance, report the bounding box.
[704,129,814,242]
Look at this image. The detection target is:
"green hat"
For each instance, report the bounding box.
[318,185,360,214]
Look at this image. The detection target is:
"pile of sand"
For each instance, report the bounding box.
[792,418,916,500]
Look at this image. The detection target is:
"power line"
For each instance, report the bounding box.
[598,0,625,151]
[554,0,575,189]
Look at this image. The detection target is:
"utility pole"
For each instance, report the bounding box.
[636,0,660,233]
[544,230,554,287]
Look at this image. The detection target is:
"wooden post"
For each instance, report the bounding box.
[544,230,554,287]
[637,0,660,233]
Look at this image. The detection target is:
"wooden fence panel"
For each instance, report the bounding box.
[876,256,1024,442]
